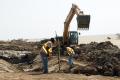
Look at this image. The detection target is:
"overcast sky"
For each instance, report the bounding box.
[0,0,120,40]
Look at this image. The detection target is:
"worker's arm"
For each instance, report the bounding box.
[42,41,53,56]
[48,48,52,56]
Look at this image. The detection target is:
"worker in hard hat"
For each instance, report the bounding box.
[66,47,75,69]
[40,38,55,73]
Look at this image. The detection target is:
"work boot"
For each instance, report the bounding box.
[69,64,74,72]
[70,63,74,68]
[43,71,48,74]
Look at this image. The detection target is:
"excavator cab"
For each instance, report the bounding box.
[69,31,78,44]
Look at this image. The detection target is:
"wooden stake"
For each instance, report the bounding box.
[58,39,60,71]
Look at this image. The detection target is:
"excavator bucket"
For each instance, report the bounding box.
[77,15,90,30]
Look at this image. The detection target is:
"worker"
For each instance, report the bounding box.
[40,38,55,74]
[66,47,75,69]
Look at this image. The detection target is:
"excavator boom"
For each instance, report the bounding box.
[63,4,90,45]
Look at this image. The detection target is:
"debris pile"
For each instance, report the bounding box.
[0,50,36,64]
[0,39,46,51]
[75,41,120,76]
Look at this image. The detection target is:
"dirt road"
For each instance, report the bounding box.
[0,72,119,80]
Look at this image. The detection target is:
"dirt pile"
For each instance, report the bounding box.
[0,50,37,64]
[0,39,50,72]
[0,59,21,72]
[74,41,120,76]
[0,39,44,51]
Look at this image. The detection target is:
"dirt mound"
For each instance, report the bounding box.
[0,59,21,72]
[75,41,120,76]
[0,39,43,51]
[0,50,36,64]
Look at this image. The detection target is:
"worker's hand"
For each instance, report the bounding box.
[48,55,52,60]
[48,48,52,53]
[49,52,53,57]
[47,52,52,57]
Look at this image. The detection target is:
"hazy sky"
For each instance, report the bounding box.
[0,0,120,40]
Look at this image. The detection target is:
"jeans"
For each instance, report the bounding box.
[68,55,73,66]
[41,53,48,73]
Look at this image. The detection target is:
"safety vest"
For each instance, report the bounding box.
[66,47,75,55]
[42,41,52,56]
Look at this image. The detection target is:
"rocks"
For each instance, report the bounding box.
[104,70,114,76]
[79,65,97,75]
[71,66,81,74]
[71,65,97,76]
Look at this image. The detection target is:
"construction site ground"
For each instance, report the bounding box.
[0,56,120,80]
[0,72,120,80]
[0,35,120,80]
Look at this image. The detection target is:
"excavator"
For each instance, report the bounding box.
[55,4,90,70]
[56,4,90,46]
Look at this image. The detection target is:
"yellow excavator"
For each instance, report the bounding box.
[55,4,90,70]
[56,4,90,46]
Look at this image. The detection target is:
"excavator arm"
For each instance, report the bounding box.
[63,4,84,45]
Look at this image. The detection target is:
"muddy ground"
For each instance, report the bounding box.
[0,39,120,80]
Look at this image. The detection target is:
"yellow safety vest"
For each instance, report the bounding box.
[66,47,75,55]
[42,41,52,56]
